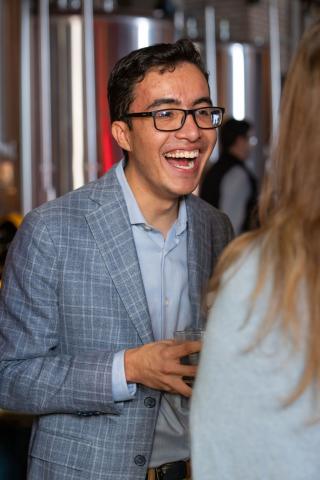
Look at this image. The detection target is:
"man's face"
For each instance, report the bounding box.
[113,62,217,203]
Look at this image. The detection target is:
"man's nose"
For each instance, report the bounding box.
[175,112,200,141]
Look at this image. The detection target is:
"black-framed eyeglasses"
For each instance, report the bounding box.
[123,106,225,132]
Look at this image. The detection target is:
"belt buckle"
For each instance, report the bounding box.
[155,468,164,480]
[156,466,168,480]
[155,461,187,480]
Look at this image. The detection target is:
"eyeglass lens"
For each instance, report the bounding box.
[154,108,222,131]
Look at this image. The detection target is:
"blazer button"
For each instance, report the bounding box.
[134,455,146,466]
[144,397,156,408]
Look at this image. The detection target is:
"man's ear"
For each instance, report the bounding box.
[111,121,132,152]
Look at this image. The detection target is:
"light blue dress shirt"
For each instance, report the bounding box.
[112,160,193,466]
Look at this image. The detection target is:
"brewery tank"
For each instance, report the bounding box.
[94,14,175,172]
[215,41,271,181]
[29,11,174,209]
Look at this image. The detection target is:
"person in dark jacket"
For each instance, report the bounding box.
[200,118,258,234]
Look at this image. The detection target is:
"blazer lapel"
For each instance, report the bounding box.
[85,168,154,344]
[186,196,213,328]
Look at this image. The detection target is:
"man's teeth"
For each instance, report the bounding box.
[164,150,199,159]
[174,161,195,170]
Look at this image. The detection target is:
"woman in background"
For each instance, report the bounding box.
[190,21,320,480]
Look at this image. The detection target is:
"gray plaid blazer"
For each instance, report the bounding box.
[0,164,233,480]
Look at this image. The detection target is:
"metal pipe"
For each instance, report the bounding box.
[82,0,98,181]
[70,16,85,189]
[269,0,281,139]
[204,6,218,107]
[39,0,56,201]
[204,5,219,160]
[20,0,33,214]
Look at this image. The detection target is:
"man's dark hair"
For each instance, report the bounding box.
[107,38,209,124]
[220,118,251,152]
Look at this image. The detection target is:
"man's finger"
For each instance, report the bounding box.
[171,340,202,357]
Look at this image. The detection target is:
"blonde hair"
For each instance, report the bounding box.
[209,21,320,406]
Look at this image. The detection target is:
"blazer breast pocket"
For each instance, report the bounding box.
[29,428,92,480]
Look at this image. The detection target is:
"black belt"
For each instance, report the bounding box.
[146,460,190,480]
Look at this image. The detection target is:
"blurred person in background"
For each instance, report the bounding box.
[0,39,233,480]
[191,21,320,480]
[200,117,258,235]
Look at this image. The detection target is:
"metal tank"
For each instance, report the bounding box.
[215,42,271,181]
[93,14,175,172]
[27,8,174,211]
[3,2,271,214]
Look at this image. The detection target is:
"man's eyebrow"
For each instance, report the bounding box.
[193,97,213,106]
[146,96,213,110]
[147,98,180,109]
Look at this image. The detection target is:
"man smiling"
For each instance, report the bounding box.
[0,39,233,479]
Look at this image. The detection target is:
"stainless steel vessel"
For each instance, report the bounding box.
[215,42,271,180]
[1,2,273,215]
[28,9,174,210]
[93,14,174,172]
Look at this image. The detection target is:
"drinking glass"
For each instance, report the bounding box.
[174,328,204,385]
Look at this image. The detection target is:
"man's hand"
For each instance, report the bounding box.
[124,340,202,397]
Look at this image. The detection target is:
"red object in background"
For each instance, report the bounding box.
[94,22,115,175]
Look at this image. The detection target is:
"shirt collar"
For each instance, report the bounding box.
[115,159,187,234]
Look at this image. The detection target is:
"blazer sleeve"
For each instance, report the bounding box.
[0,211,121,416]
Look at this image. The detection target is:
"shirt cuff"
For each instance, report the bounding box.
[112,350,137,402]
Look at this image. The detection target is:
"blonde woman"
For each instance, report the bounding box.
[190,21,320,480]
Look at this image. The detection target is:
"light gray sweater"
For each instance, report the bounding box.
[190,246,320,480]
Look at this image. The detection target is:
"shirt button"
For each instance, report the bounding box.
[164,298,169,306]
[134,455,146,466]
[144,225,152,231]
[144,397,156,408]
